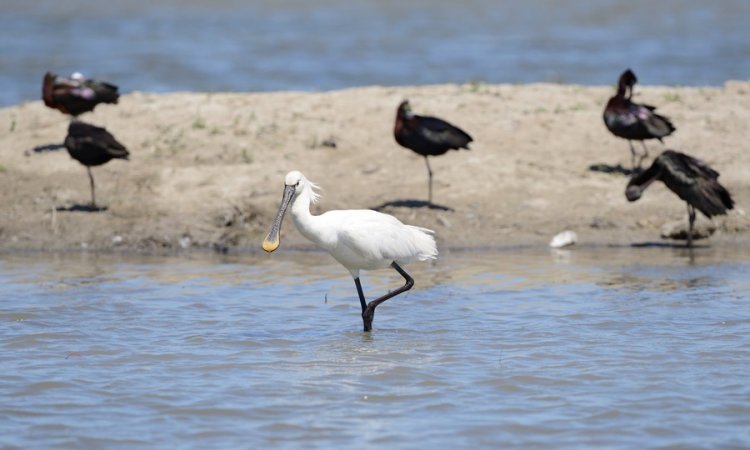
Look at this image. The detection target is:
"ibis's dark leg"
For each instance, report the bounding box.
[687,203,696,248]
[638,141,651,169]
[424,156,433,204]
[360,262,414,332]
[628,141,637,171]
[87,167,97,208]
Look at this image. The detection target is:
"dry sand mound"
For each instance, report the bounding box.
[0,82,748,253]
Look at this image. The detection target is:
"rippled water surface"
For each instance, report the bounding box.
[1,247,749,449]
[2,0,749,106]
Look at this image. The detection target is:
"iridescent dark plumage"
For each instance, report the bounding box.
[626,150,733,246]
[64,120,129,207]
[603,69,675,169]
[394,100,472,203]
[43,71,119,117]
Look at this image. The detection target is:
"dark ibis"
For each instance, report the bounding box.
[64,120,129,208]
[626,150,734,247]
[43,71,119,117]
[394,100,472,204]
[603,69,675,169]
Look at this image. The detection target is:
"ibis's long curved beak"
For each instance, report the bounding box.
[262,184,296,253]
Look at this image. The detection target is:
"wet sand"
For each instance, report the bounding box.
[0,82,748,253]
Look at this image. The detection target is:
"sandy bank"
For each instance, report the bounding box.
[0,82,748,253]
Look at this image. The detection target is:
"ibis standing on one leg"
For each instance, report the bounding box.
[64,120,129,209]
[603,69,675,170]
[262,171,438,331]
[394,100,472,204]
[625,150,734,247]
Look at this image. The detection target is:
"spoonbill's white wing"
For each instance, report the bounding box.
[320,210,437,271]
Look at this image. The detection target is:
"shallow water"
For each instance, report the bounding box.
[2,0,749,106]
[1,247,749,449]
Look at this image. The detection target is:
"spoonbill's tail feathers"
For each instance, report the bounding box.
[407,225,438,262]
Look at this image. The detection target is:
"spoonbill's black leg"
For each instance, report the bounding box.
[354,278,367,313]
[360,262,415,332]
[424,156,433,204]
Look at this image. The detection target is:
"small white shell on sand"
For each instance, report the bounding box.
[549,230,578,248]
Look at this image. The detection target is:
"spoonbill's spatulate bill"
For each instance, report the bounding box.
[394,100,472,204]
[625,150,734,247]
[64,120,129,208]
[43,71,120,117]
[603,69,675,170]
[262,171,438,331]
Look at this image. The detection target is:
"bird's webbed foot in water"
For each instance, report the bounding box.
[361,294,394,332]
[362,296,389,332]
[362,305,376,332]
[358,262,414,332]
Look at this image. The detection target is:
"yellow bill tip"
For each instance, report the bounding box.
[262,238,279,253]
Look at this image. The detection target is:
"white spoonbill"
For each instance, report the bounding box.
[262,171,438,331]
